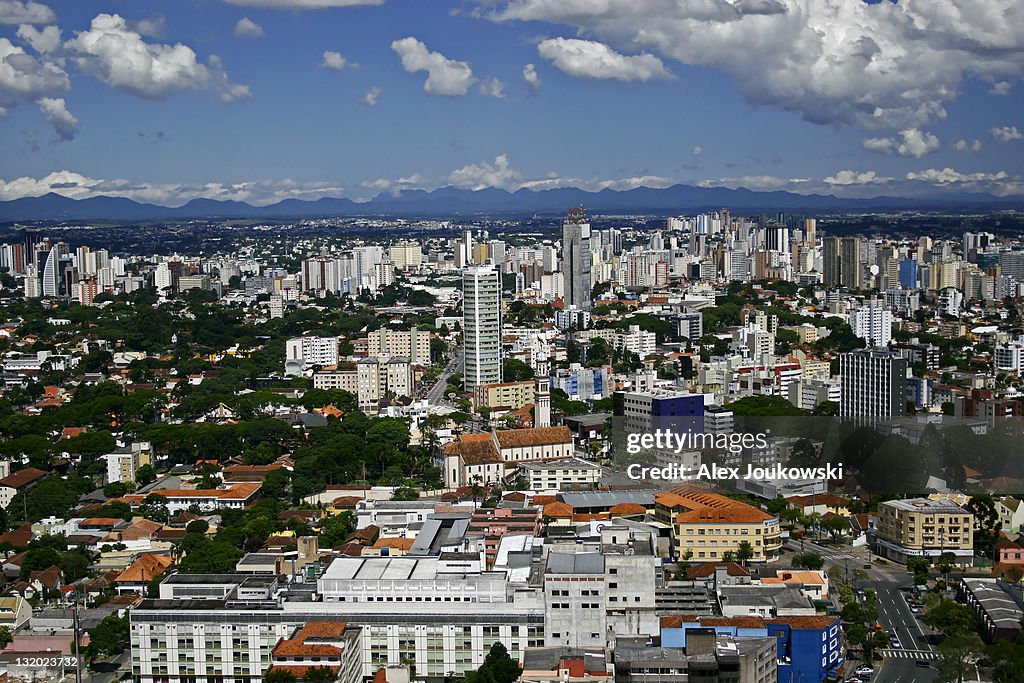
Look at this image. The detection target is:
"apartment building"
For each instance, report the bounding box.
[365,328,431,364]
[875,497,974,565]
[285,336,339,376]
[103,441,153,484]
[654,488,782,563]
[473,380,535,410]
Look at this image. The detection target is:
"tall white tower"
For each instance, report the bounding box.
[534,376,551,428]
[463,264,502,391]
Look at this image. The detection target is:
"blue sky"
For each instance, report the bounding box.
[0,0,1022,204]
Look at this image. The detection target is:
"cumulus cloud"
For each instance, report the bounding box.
[448,154,521,190]
[990,81,1012,95]
[692,145,702,155]
[224,0,383,7]
[0,0,55,25]
[537,38,671,82]
[16,24,60,53]
[360,173,424,195]
[485,0,1024,130]
[0,36,68,97]
[953,139,982,153]
[391,37,475,96]
[233,17,264,38]
[823,170,892,186]
[523,63,540,90]
[478,77,506,99]
[130,17,166,38]
[363,85,381,106]
[320,50,352,70]
[65,13,251,102]
[991,126,1023,143]
[36,96,77,140]
[697,175,810,191]
[863,128,939,157]
[0,170,348,206]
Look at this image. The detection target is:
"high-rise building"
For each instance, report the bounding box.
[562,207,592,311]
[822,236,862,289]
[840,349,907,421]
[848,300,893,347]
[463,264,502,390]
[41,242,67,297]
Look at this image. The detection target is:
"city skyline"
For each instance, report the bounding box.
[0,0,1022,206]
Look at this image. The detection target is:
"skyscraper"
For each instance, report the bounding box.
[822,236,862,289]
[562,207,592,311]
[41,242,67,297]
[463,264,502,391]
[840,348,907,421]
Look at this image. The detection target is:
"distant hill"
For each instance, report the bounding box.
[1,184,1021,222]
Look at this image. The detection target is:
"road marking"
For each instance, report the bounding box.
[880,648,939,660]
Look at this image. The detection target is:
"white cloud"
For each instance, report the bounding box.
[391,37,475,96]
[692,145,702,155]
[953,139,982,153]
[360,173,424,195]
[862,137,895,153]
[66,13,251,102]
[363,85,381,106]
[991,126,1023,143]
[224,0,383,7]
[990,81,1012,95]
[863,128,939,157]
[233,17,265,38]
[448,154,521,190]
[0,1,55,25]
[823,170,892,186]
[0,170,348,206]
[697,175,809,191]
[321,50,351,70]
[130,17,166,38]
[523,63,540,90]
[0,36,68,97]
[486,0,1024,130]
[896,128,940,158]
[537,38,671,82]
[903,167,1022,195]
[16,24,60,53]
[36,96,77,140]
[478,77,506,99]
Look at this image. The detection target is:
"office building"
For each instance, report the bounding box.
[463,265,502,391]
[104,442,153,484]
[839,349,907,421]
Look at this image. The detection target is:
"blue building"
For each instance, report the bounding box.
[898,259,918,289]
[661,615,844,683]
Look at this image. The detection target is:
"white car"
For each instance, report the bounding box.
[855,665,874,677]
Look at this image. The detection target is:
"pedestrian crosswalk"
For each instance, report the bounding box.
[880,648,939,660]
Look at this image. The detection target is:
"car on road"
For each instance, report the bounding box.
[846,677,864,683]
[915,661,932,668]
[855,665,874,676]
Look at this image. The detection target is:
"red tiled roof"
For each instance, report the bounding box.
[0,468,47,490]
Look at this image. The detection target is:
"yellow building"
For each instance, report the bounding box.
[472,380,535,410]
[654,488,782,563]
[876,497,974,566]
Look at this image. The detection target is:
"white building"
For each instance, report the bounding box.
[285,336,339,376]
[615,325,657,358]
[995,340,1024,374]
[848,300,893,347]
[463,265,502,391]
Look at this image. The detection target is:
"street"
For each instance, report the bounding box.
[423,347,463,405]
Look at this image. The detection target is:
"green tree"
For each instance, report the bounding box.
[135,464,157,486]
[923,599,976,637]
[936,633,984,683]
[0,626,11,649]
[86,614,129,660]
[735,541,754,566]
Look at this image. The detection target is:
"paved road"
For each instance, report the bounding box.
[423,347,463,405]
[866,580,938,683]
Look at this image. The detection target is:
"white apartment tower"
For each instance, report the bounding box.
[463,264,502,391]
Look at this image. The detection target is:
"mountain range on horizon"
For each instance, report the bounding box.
[1,183,1021,223]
